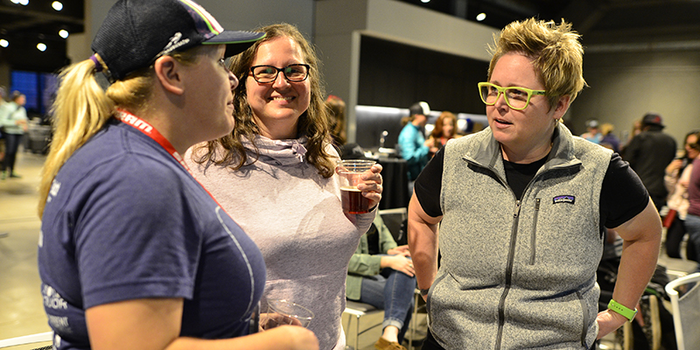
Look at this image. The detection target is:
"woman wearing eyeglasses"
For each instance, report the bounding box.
[186,23,383,350]
[408,18,661,349]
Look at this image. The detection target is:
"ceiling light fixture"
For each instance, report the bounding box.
[0,39,8,48]
[59,29,69,39]
[476,12,487,21]
[11,0,29,5]
[37,43,47,52]
[52,1,63,11]
[421,0,430,3]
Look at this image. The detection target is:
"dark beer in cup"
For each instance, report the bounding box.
[336,159,376,214]
[341,186,371,214]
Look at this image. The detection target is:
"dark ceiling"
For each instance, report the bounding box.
[396,0,700,47]
[1,0,700,73]
[0,0,83,72]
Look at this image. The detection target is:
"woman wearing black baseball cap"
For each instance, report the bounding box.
[36,1,317,349]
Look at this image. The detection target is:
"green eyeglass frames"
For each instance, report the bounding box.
[478,82,546,111]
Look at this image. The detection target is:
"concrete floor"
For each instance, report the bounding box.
[1,150,697,349]
[0,151,52,349]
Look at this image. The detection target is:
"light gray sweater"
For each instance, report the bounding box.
[186,136,375,350]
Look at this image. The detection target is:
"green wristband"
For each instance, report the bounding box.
[608,299,637,321]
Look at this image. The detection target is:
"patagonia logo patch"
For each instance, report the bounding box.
[553,195,575,205]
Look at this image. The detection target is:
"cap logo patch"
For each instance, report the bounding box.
[160,32,190,57]
[553,195,575,205]
[178,0,224,37]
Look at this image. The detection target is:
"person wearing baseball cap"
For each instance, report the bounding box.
[581,119,602,144]
[399,101,432,183]
[37,1,317,349]
[623,112,677,211]
[641,112,665,129]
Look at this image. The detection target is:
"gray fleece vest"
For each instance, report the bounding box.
[427,123,612,350]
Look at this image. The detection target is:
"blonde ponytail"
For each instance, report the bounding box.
[38,57,114,216]
[38,47,210,216]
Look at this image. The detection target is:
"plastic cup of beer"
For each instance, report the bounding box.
[336,159,376,214]
[260,299,314,330]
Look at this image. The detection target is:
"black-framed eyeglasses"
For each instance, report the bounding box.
[249,64,311,83]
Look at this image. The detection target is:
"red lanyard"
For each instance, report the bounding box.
[114,109,228,210]
[115,109,191,171]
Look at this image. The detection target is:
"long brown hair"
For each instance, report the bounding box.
[192,23,335,178]
[430,111,457,140]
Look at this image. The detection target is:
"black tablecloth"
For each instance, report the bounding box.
[377,157,409,210]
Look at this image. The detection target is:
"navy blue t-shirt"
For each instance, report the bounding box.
[38,120,266,349]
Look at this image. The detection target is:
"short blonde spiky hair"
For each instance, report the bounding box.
[487,18,587,109]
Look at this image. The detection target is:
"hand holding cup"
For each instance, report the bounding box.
[260,299,314,331]
[336,159,383,214]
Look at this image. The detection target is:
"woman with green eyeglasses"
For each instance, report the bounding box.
[408,18,661,350]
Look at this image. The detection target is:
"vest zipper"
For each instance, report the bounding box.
[495,199,522,350]
[468,149,585,349]
[529,198,541,265]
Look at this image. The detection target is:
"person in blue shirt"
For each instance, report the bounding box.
[600,122,621,153]
[581,119,603,144]
[0,91,28,179]
[36,1,317,349]
[398,101,431,190]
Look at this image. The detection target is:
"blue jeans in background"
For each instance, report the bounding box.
[2,133,23,174]
[350,263,416,343]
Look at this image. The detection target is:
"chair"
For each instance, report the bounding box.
[343,300,384,350]
[378,208,408,245]
[0,331,53,349]
[665,272,700,350]
[408,289,427,350]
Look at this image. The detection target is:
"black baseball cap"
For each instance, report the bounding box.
[642,113,665,128]
[91,0,265,82]
[409,101,431,117]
